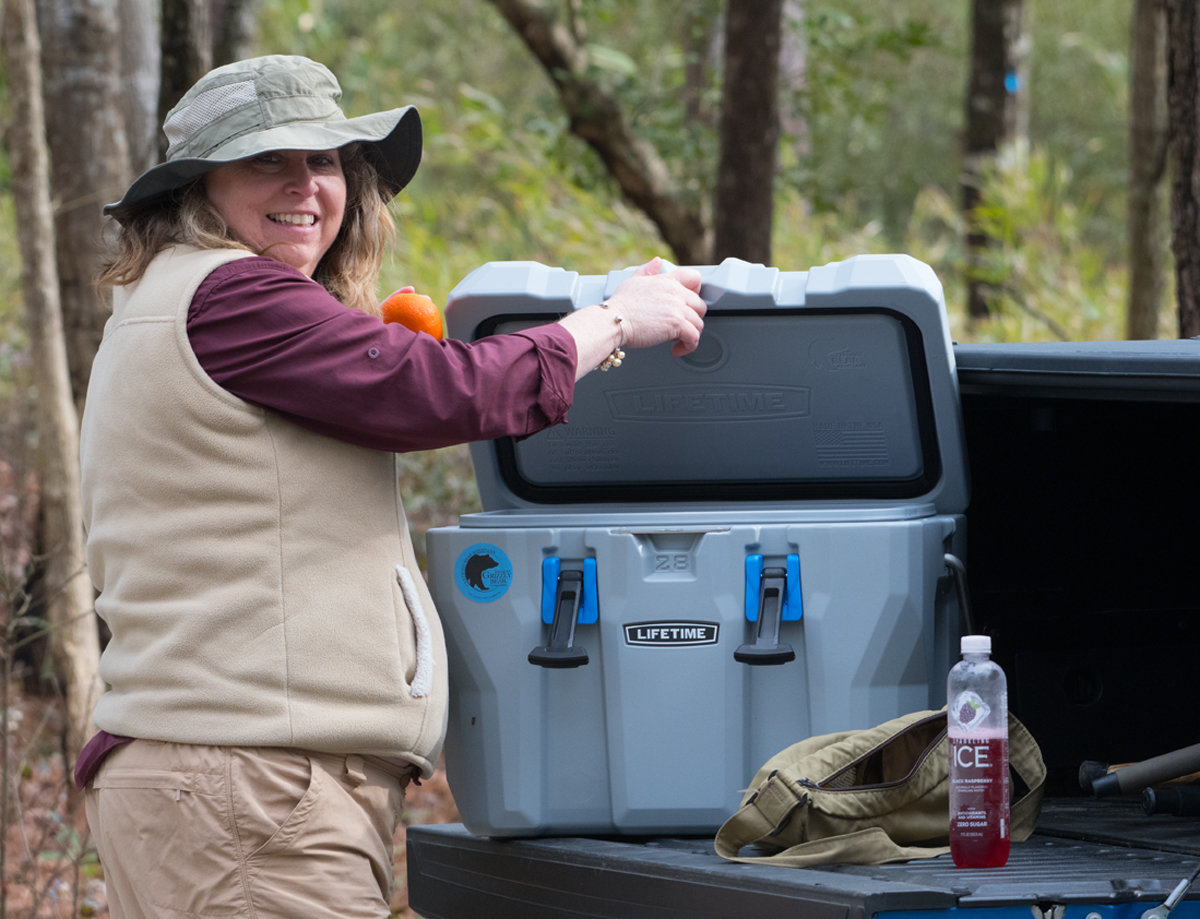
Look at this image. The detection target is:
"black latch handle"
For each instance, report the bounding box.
[529,569,589,668]
[735,566,795,665]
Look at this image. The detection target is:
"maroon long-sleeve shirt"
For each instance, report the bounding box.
[188,256,577,449]
[76,255,579,788]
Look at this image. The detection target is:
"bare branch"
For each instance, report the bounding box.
[487,0,712,263]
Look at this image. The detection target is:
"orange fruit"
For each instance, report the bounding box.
[381,291,444,340]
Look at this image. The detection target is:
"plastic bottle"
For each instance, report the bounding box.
[947,634,1010,868]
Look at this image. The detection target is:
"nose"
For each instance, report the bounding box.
[283,159,319,195]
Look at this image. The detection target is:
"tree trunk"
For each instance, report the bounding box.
[713,0,784,264]
[119,0,164,177]
[779,0,810,165]
[35,0,132,418]
[213,0,260,66]
[962,0,1025,322]
[159,0,214,152]
[1126,0,1169,340]
[487,0,712,264]
[683,1,721,129]
[1167,0,1200,337]
[3,0,104,762]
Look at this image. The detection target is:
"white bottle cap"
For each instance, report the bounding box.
[961,634,991,654]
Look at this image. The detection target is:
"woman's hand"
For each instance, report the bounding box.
[560,257,708,380]
[607,257,707,356]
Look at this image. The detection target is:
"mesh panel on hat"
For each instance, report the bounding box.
[164,80,259,151]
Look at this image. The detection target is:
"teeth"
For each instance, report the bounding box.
[269,213,315,226]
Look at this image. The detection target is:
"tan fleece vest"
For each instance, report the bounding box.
[80,245,448,776]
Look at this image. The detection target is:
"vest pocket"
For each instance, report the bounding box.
[394,564,433,698]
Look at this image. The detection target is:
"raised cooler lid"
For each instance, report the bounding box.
[444,255,969,514]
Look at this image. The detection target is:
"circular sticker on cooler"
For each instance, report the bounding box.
[454,543,514,603]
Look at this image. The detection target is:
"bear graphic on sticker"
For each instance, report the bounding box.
[464,553,499,590]
[454,543,514,602]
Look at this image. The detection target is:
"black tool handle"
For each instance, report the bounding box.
[1143,786,1200,816]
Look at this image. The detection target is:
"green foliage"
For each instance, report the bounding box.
[774,142,1139,346]
[0,193,27,392]
[1027,8,1132,253]
[0,192,36,487]
[791,0,953,226]
[396,445,480,566]
[0,0,1159,545]
[382,81,657,304]
[256,0,667,305]
[247,0,1138,295]
[962,147,1132,342]
[791,0,1133,261]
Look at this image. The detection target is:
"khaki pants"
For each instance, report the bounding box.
[84,740,412,919]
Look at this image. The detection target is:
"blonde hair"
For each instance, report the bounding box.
[96,144,395,317]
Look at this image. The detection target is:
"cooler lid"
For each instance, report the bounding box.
[444,255,968,514]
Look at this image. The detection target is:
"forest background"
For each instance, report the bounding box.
[0,0,1181,915]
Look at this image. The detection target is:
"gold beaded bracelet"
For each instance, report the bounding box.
[597,300,625,371]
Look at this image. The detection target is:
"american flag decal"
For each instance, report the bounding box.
[814,424,889,465]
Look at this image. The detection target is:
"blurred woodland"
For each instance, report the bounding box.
[0,0,1193,914]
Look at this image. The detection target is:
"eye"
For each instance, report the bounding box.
[246,153,284,171]
[309,152,341,172]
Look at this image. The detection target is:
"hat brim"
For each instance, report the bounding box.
[104,105,421,223]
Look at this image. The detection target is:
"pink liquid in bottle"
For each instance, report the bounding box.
[948,733,1010,867]
[948,635,1010,869]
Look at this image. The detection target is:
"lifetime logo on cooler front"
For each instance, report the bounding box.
[606,385,809,422]
[624,621,719,647]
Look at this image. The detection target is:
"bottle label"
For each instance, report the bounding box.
[948,733,1010,867]
[950,690,991,730]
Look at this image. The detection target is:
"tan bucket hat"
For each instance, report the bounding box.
[104,55,421,223]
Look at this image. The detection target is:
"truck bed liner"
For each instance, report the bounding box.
[406,800,1200,919]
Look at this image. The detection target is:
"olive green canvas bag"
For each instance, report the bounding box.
[714,708,1046,868]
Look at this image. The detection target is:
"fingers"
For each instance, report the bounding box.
[603,259,707,355]
[630,256,663,278]
[667,266,703,295]
[672,338,699,358]
[663,268,708,330]
[669,301,706,356]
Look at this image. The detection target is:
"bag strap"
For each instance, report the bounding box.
[719,826,951,868]
[712,766,954,866]
[713,768,806,861]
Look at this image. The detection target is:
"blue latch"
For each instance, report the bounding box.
[541,557,598,625]
[737,553,800,665]
[744,553,801,622]
[531,557,598,668]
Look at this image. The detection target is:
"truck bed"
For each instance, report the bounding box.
[406,799,1200,918]
[406,333,1200,918]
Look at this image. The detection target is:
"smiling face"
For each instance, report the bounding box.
[204,149,347,277]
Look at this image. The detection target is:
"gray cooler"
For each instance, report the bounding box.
[425,255,970,837]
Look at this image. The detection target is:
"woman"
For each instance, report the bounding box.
[78,55,705,918]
